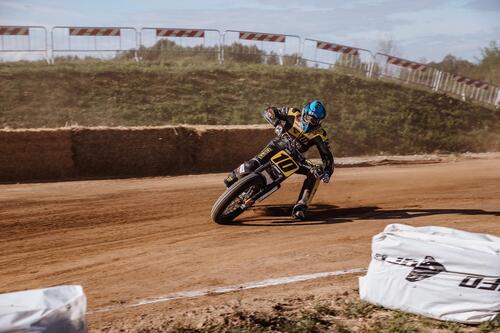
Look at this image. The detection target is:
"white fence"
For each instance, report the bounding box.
[51,26,138,62]
[370,52,499,107]
[302,38,374,77]
[374,53,442,89]
[139,28,222,63]
[0,26,48,62]
[435,72,500,105]
[222,30,301,65]
[0,24,498,107]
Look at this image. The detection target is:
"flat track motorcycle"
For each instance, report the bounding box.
[211,120,323,225]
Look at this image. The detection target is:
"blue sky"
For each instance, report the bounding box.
[1,0,499,62]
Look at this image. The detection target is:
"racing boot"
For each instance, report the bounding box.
[291,177,320,220]
[224,159,261,188]
[292,203,307,220]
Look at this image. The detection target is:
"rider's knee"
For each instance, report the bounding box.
[304,172,318,187]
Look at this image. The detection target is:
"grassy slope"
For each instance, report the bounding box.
[1,61,499,156]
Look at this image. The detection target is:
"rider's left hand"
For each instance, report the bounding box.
[321,172,330,183]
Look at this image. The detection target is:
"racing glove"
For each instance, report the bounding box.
[263,107,279,126]
[321,172,331,183]
[274,125,283,136]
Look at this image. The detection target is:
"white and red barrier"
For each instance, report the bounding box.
[238,32,286,43]
[302,38,373,76]
[51,26,138,61]
[387,55,427,71]
[0,25,48,62]
[69,27,121,37]
[156,29,205,38]
[316,41,359,56]
[374,52,439,88]
[139,27,221,63]
[376,53,499,105]
[435,72,498,104]
[223,30,300,65]
[452,75,488,88]
[0,27,29,36]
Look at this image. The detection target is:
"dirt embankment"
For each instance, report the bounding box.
[0,125,273,183]
[3,125,499,183]
[0,129,74,181]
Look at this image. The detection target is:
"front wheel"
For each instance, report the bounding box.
[211,173,264,224]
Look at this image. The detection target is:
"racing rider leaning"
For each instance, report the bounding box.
[224,100,334,220]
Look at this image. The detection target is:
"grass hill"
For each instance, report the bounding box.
[1,60,499,156]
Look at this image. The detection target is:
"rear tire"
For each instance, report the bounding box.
[211,173,264,224]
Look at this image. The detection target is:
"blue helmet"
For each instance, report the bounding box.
[301,100,326,133]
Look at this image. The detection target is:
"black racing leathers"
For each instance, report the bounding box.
[265,106,334,177]
[224,106,334,211]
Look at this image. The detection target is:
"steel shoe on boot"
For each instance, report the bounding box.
[292,204,307,220]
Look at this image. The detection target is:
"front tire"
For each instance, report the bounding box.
[211,173,264,224]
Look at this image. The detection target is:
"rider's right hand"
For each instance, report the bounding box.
[263,107,276,125]
[274,125,283,136]
[265,106,276,114]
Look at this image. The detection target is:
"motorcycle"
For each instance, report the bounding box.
[211,115,323,224]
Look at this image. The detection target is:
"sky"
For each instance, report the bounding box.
[0,0,499,63]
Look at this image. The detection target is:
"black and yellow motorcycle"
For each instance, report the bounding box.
[211,126,322,225]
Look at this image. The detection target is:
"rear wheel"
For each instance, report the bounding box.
[211,174,264,224]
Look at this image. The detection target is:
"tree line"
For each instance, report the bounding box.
[429,41,499,86]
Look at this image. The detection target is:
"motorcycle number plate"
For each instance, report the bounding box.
[270,150,299,178]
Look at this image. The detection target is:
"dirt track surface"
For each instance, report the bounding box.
[1,156,500,331]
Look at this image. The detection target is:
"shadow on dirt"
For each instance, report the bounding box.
[231,205,500,227]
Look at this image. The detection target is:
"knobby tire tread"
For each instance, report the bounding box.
[211,174,263,224]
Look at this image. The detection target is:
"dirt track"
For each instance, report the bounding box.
[1,156,500,331]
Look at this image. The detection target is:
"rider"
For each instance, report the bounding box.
[224,100,334,220]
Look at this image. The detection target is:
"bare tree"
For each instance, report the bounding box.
[418,57,428,64]
[376,35,401,56]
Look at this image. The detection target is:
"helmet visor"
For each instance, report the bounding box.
[303,113,322,126]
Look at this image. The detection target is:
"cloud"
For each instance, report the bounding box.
[0,0,88,25]
[397,28,500,62]
[125,5,413,36]
[250,0,442,13]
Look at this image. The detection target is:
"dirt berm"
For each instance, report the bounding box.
[0,125,274,183]
[0,129,74,181]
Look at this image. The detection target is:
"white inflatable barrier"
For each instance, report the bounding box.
[359,224,500,324]
[0,285,86,333]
